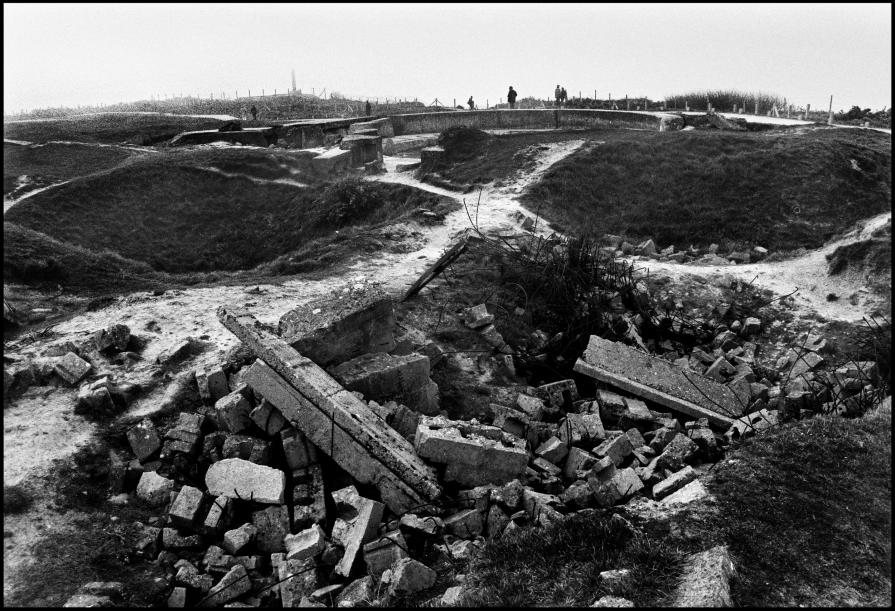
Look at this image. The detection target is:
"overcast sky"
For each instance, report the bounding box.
[4,3,891,114]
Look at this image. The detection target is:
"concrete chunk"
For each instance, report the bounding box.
[205,458,285,504]
[215,390,253,433]
[199,564,251,607]
[652,466,697,500]
[203,496,234,534]
[285,524,326,561]
[673,545,735,607]
[535,436,569,464]
[54,352,92,385]
[278,291,396,367]
[588,467,644,507]
[196,366,229,403]
[277,557,317,607]
[250,399,287,436]
[169,485,205,529]
[414,415,529,486]
[593,434,633,467]
[331,486,385,578]
[363,530,409,579]
[222,523,257,555]
[574,335,739,426]
[135,471,175,505]
[252,505,290,554]
[389,558,436,596]
[329,351,438,415]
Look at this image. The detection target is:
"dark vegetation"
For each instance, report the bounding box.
[3,484,33,514]
[5,149,456,280]
[3,113,225,145]
[664,89,785,113]
[702,403,891,606]
[461,511,683,606]
[521,128,891,253]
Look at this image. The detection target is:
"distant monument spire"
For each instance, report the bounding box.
[291,69,297,94]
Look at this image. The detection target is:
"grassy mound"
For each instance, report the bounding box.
[701,401,892,606]
[4,141,139,197]
[5,150,456,282]
[462,510,682,606]
[521,128,891,252]
[3,113,225,145]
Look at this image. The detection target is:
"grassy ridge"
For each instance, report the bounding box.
[4,142,140,196]
[3,113,225,145]
[521,128,891,252]
[5,149,456,283]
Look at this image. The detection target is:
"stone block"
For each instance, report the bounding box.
[537,379,580,410]
[169,485,205,529]
[659,479,710,506]
[562,447,598,479]
[444,508,484,539]
[252,505,290,554]
[328,351,438,415]
[127,419,161,462]
[331,486,385,578]
[464,304,494,329]
[54,352,92,385]
[363,530,409,579]
[196,366,229,403]
[215,390,253,433]
[199,565,251,607]
[278,292,396,368]
[588,467,644,507]
[673,546,735,607]
[625,428,645,449]
[560,482,594,509]
[558,413,606,447]
[535,436,569,464]
[414,416,529,486]
[516,394,547,420]
[389,558,436,596]
[205,458,285,504]
[593,434,633,466]
[656,433,698,471]
[399,513,444,538]
[277,556,317,607]
[94,323,131,354]
[250,400,288,436]
[285,524,326,561]
[223,523,258,555]
[491,403,529,437]
[135,471,174,505]
[652,465,697,500]
[280,427,318,470]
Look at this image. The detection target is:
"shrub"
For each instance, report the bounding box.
[3,484,33,514]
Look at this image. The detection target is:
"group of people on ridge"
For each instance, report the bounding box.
[465,84,567,110]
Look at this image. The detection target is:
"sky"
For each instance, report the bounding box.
[3,3,891,114]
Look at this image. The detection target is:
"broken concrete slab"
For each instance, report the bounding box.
[673,545,735,607]
[222,434,271,465]
[196,366,230,403]
[219,307,440,515]
[537,379,580,410]
[135,471,175,505]
[652,465,697,500]
[331,486,385,578]
[444,508,484,538]
[250,399,288,436]
[214,390,253,433]
[94,324,131,354]
[588,467,644,507]
[280,427,318,470]
[328,351,438,415]
[535,436,569,464]
[659,479,710,507]
[285,524,326,561]
[199,564,252,607]
[203,496,234,535]
[574,335,740,427]
[463,304,494,329]
[278,290,396,368]
[414,415,529,486]
[389,558,436,596]
[222,523,258,555]
[169,485,205,529]
[205,458,285,504]
[593,434,633,467]
[277,556,317,607]
[558,413,606,447]
[54,352,92,385]
[363,530,409,579]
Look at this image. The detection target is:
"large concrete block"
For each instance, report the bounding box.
[54,352,92,385]
[169,485,205,529]
[673,545,735,607]
[135,471,175,505]
[127,419,161,462]
[363,530,409,579]
[214,390,253,433]
[252,505,291,554]
[414,416,529,486]
[574,335,740,426]
[329,351,438,415]
[278,291,395,368]
[205,458,285,504]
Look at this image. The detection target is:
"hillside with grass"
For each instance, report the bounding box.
[3,113,225,145]
[5,149,455,279]
[519,128,891,253]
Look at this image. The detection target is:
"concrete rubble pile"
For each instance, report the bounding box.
[48,289,880,608]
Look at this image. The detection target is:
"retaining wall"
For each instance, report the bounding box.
[388,109,682,135]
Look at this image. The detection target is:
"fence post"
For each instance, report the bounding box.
[754,100,758,115]
[828,95,834,125]
[453,98,456,107]
[806,103,810,119]
[685,100,689,111]
[625,94,629,110]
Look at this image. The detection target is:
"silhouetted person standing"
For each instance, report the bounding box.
[507,86,518,109]
[365,100,372,116]
[468,96,475,110]
[555,84,562,107]
[561,87,568,105]
[250,105,257,120]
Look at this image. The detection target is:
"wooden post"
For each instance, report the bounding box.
[625,94,629,110]
[685,100,689,111]
[453,98,456,107]
[754,100,758,115]
[828,95,834,125]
